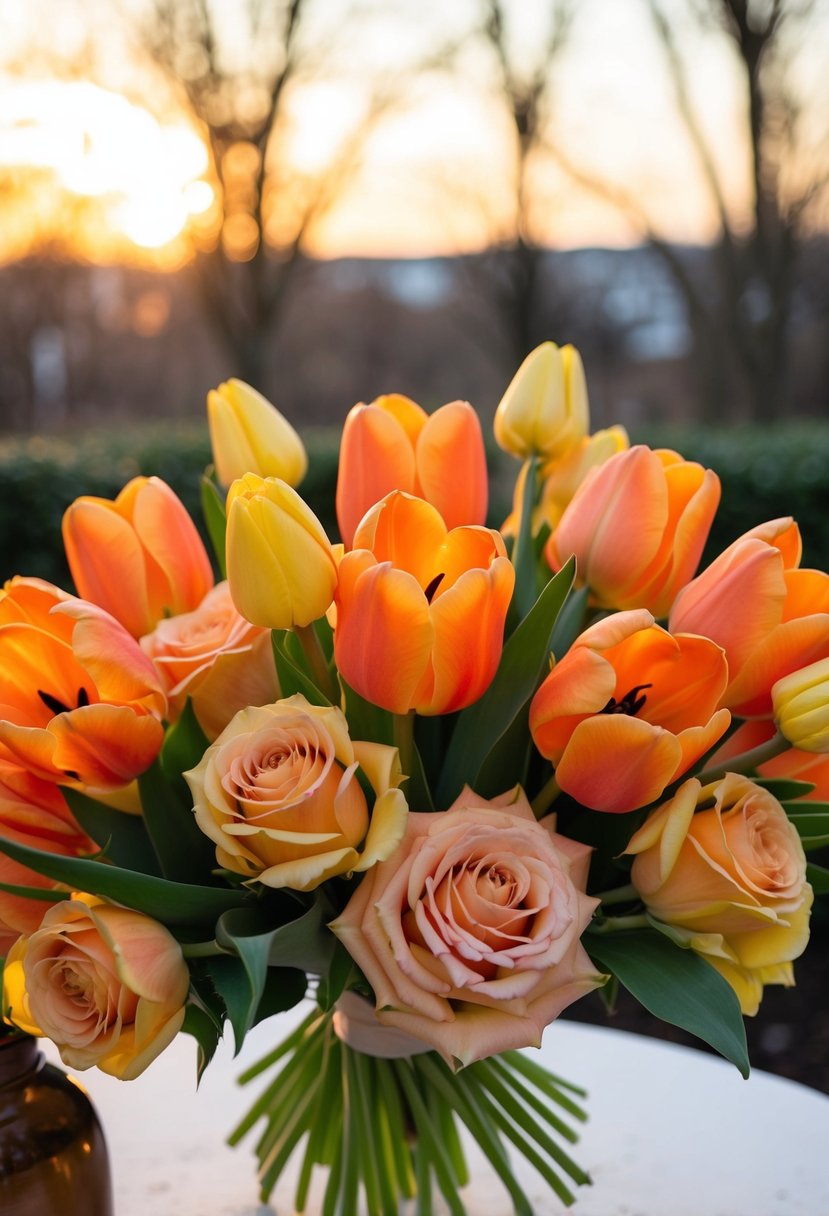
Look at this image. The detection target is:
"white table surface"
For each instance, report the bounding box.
[44,1004,829,1216]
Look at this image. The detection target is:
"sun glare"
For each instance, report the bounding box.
[0,79,211,260]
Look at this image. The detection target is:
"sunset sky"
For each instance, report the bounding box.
[1,0,827,264]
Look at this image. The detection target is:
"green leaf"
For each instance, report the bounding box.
[216,891,337,979]
[0,880,62,902]
[549,584,588,661]
[160,698,210,785]
[806,861,829,893]
[436,559,575,807]
[754,777,816,801]
[63,787,161,875]
[271,630,333,706]
[316,940,357,1012]
[200,470,227,577]
[340,679,394,747]
[210,906,309,1049]
[0,835,250,927]
[138,759,217,884]
[586,928,750,1078]
[181,1001,223,1083]
[786,810,829,850]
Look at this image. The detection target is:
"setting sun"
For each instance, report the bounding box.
[0,79,212,261]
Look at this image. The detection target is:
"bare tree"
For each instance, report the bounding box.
[132,0,401,387]
[547,0,829,421]
[471,0,575,365]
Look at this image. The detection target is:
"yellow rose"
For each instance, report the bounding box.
[627,774,813,1014]
[2,895,189,1079]
[184,695,408,892]
[330,786,604,1068]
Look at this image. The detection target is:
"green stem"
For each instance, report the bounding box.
[294,623,338,703]
[595,882,638,907]
[181,940,230,958]
[511,454,542,622]
[697,730,789,785]
[531,772,560,818]
[589,913,650,934]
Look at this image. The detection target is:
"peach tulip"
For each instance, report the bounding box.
[336,395,487,548]
[669,518,829,717]
[0,577,166,788]
[63,476,214,639]
[0,759,93,954]
[545,445,721,616]
[334,491,514,715]
[529,610,730,813]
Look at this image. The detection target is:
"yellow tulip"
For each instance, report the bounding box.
[772,657,829,752]
[226,474,338,629]
[207,378,307,487]
[494,342,589,461]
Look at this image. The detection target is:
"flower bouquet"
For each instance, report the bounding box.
[1,348,827,1214]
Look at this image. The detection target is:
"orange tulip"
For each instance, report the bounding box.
[0,759,93,954]
[334,491,514,715]
[336,395,488,548]
[0,577,166,788]
[708,719,829,801]
[529,610,730,813]
[545,445,720,616]
[63,476,214,638]
[669,518,829,717]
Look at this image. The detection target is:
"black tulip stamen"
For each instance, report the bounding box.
[424,573,445,604]
[37,687,91,717]
[601,683,653,717]
[38,689,72,716]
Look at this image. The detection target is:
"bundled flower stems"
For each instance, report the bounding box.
[1,345,826,1214]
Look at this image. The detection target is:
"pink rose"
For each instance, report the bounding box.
[331,787,604,1068]
[141,581,278,739]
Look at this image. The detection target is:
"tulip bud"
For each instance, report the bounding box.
[773,658,829,752]
[494,342,589,461]
[226,474,337,629]
[207,379,307,487]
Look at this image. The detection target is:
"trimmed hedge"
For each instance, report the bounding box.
[1,421,828,590]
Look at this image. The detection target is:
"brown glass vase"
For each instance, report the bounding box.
[0,1029,113,1216]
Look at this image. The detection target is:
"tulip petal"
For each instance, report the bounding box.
[62,500,155,639]
[555,714,682,813]
[54,600,167,715]
[415,401,488,530]
[725,614,829,716]
[130,478,213,618]
[335,559,434,715]
[336,405,418,547]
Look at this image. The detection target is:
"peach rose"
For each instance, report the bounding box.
[141,581,278,739]
[2,894,189,1079]
[330,787,604,1068]
[184,695,408,892]
[627,773,813,1015]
